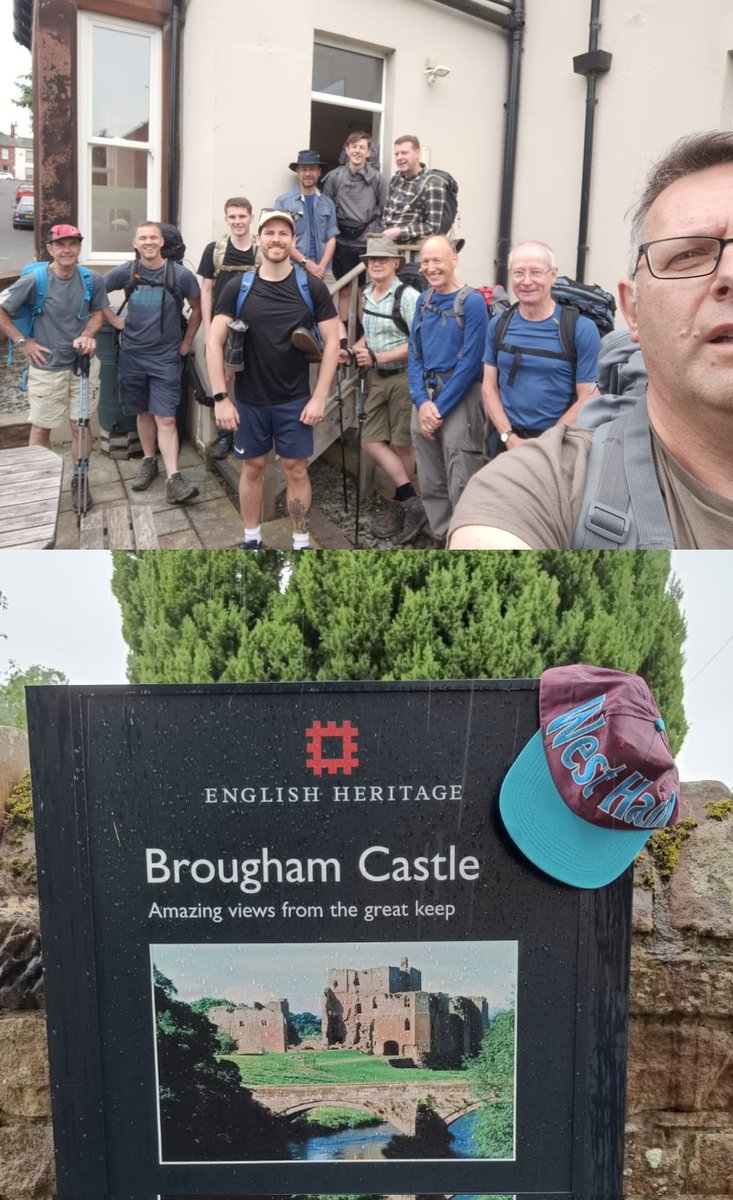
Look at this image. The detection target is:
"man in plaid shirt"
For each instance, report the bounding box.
[381,134,447,245]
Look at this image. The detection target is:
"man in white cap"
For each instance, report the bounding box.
[348,238,427,543]
[0,223,108,512]
[206,209,339,550]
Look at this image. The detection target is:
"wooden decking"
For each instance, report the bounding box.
[79,504,159,549]
[0,446,63,549]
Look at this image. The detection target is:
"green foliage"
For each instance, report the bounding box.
[290,1106,381,1132]
[289,1010,322,1039]
[0,661,68,731]
[465,1009,515,1157]
[110,550,284,683]
[188,996,236,1014]
[112,550,687,752]
[4,770,33,837]
[153,966,289,1160]
[13,74,32,111]
[9,856,36,886]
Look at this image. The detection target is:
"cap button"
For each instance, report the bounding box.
[655,716,666,732]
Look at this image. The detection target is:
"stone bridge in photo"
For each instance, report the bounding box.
[248,1079,481,1137]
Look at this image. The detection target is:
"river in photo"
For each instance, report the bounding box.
[286,1119,400,1160]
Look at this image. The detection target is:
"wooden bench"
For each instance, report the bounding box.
[0,446,63,549]
[79,504,159,549]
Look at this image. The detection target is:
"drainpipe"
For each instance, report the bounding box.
[167,0,184,224]
[426,0,525,288]
[573,0,612,281]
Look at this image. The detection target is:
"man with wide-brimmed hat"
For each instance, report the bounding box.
[0,223,108,512]
[347,237,427,543]
[274,149,339,282]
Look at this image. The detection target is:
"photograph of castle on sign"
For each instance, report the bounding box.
[151,941,517,1164]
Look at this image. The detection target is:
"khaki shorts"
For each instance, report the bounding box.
[363,369,412,445]
[27,358,101,430]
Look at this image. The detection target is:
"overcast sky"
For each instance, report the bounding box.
[0,550,728,785]
[1,11,32,138]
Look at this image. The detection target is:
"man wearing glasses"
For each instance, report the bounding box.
[449,130,733,549]
[483,241,600,459]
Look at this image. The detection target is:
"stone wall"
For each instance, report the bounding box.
[0,769,731,1200]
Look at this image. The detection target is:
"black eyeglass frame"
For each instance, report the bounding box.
[635,235,733,279]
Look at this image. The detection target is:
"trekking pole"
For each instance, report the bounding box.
[353,366,368,548]
[334,364,348,514]
[74,348,91,517]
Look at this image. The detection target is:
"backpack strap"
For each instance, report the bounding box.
[235,269,257,319]
[362,282,411,338]
[212,235,229,279]
[557,304,578,366]
[571,394,674,549]
[493,301,576,388]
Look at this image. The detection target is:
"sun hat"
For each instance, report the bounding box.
[499,664,680,889]
[48,224,83,242]
[289,149,329,172]
[360,238,405,267]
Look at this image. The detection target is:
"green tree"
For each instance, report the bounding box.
[0,661,68,730]
[12,74,32,111]
[153,967,289,1160]
[465,1008,515,1157]
[112,551,686,751]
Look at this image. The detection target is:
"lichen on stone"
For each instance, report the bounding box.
[704,797,733,822]
[4,771,33,840]
[645,817,698,879]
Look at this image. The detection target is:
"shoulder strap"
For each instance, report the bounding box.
[235,269,257,319]
[557,304,578,365]
[492,302,517,354]
[294,263,316,318]
[453,284,473,330]
[571,394,674,549]
[75,265,95,319]
[212,235,229,278]
[411,286,436,359]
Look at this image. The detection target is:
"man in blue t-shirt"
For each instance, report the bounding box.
[484,240,600,458]
[408,235,488,544]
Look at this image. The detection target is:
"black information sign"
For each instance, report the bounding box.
[27,682,631,1200]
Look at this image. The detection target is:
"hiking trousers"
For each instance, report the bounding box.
[410,382,485,542]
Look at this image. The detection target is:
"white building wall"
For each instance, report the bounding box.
[178,0,733,321]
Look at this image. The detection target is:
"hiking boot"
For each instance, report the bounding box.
[166,472,199,505]
[291,327,322,362]
[131,456,159,492]
[370,498,404,539]
[394,495,428,545]
[209,428,233,459]
[241,539,263,550]
[70,473,93,515]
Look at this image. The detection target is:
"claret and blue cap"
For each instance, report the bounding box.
[500,664,680,889]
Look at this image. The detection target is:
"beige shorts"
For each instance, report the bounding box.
[363,369,413,446]
[27,358,101,430]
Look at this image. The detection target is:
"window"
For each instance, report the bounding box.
[77,13,162,261]
[310,40,385,170]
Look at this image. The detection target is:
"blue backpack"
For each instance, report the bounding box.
[6,262,95,382]
[235,264,323,348]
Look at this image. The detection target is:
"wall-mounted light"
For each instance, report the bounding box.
[425,59,451,86]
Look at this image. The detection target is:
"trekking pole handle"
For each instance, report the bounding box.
[74,347,91,377]
[357,367,367,421]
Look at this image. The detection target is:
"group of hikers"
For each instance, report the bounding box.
[1,127,732,549]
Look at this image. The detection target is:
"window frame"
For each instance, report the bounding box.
[77,11,162,264]
[311,37,386,148]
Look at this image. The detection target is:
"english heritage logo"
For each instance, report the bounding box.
[305,719,360,776]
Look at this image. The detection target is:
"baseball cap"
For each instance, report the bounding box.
[47,224,83,242]
[257,208,295,234]
[499,664,680,889]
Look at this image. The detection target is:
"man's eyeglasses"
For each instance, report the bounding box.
[509,267,553,281]
[636,236,733,279]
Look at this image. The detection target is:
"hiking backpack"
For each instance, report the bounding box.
[551,276,616,337]
[389,168,459,236]
[411,284,475,365]
[3,261,95,384]
[118,223,187,333]
[212,236,259,279]
[235,264,324,349]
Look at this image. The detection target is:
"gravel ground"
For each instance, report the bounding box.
[0,346,29,415]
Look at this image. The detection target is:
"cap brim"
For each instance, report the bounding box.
[499,729,651,888]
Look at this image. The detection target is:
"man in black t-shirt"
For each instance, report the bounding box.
[207,209,339,550]
[198,197,257,458]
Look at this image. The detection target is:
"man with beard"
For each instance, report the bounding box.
[206,210,339,550]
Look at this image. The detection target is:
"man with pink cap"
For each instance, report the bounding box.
[0,224,108,512]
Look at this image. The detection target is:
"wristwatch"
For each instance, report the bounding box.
[500,429,514,444]
[212,392,228,402]
[14,337,27,348]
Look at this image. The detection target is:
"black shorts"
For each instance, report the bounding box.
[332,241,366,283]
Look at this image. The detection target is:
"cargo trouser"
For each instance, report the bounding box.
[410,380,485,542]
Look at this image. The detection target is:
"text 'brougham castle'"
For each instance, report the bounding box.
[208,958,488,1068]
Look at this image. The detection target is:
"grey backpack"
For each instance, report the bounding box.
[571,331,675,549]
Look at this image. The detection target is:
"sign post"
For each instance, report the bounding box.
[27,681,632,1199]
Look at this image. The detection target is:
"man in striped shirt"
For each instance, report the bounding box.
[347,238,428,543]
[381,135,447,246]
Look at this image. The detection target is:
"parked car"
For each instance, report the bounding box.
[13,195,34,229]
[15,181,34,203]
